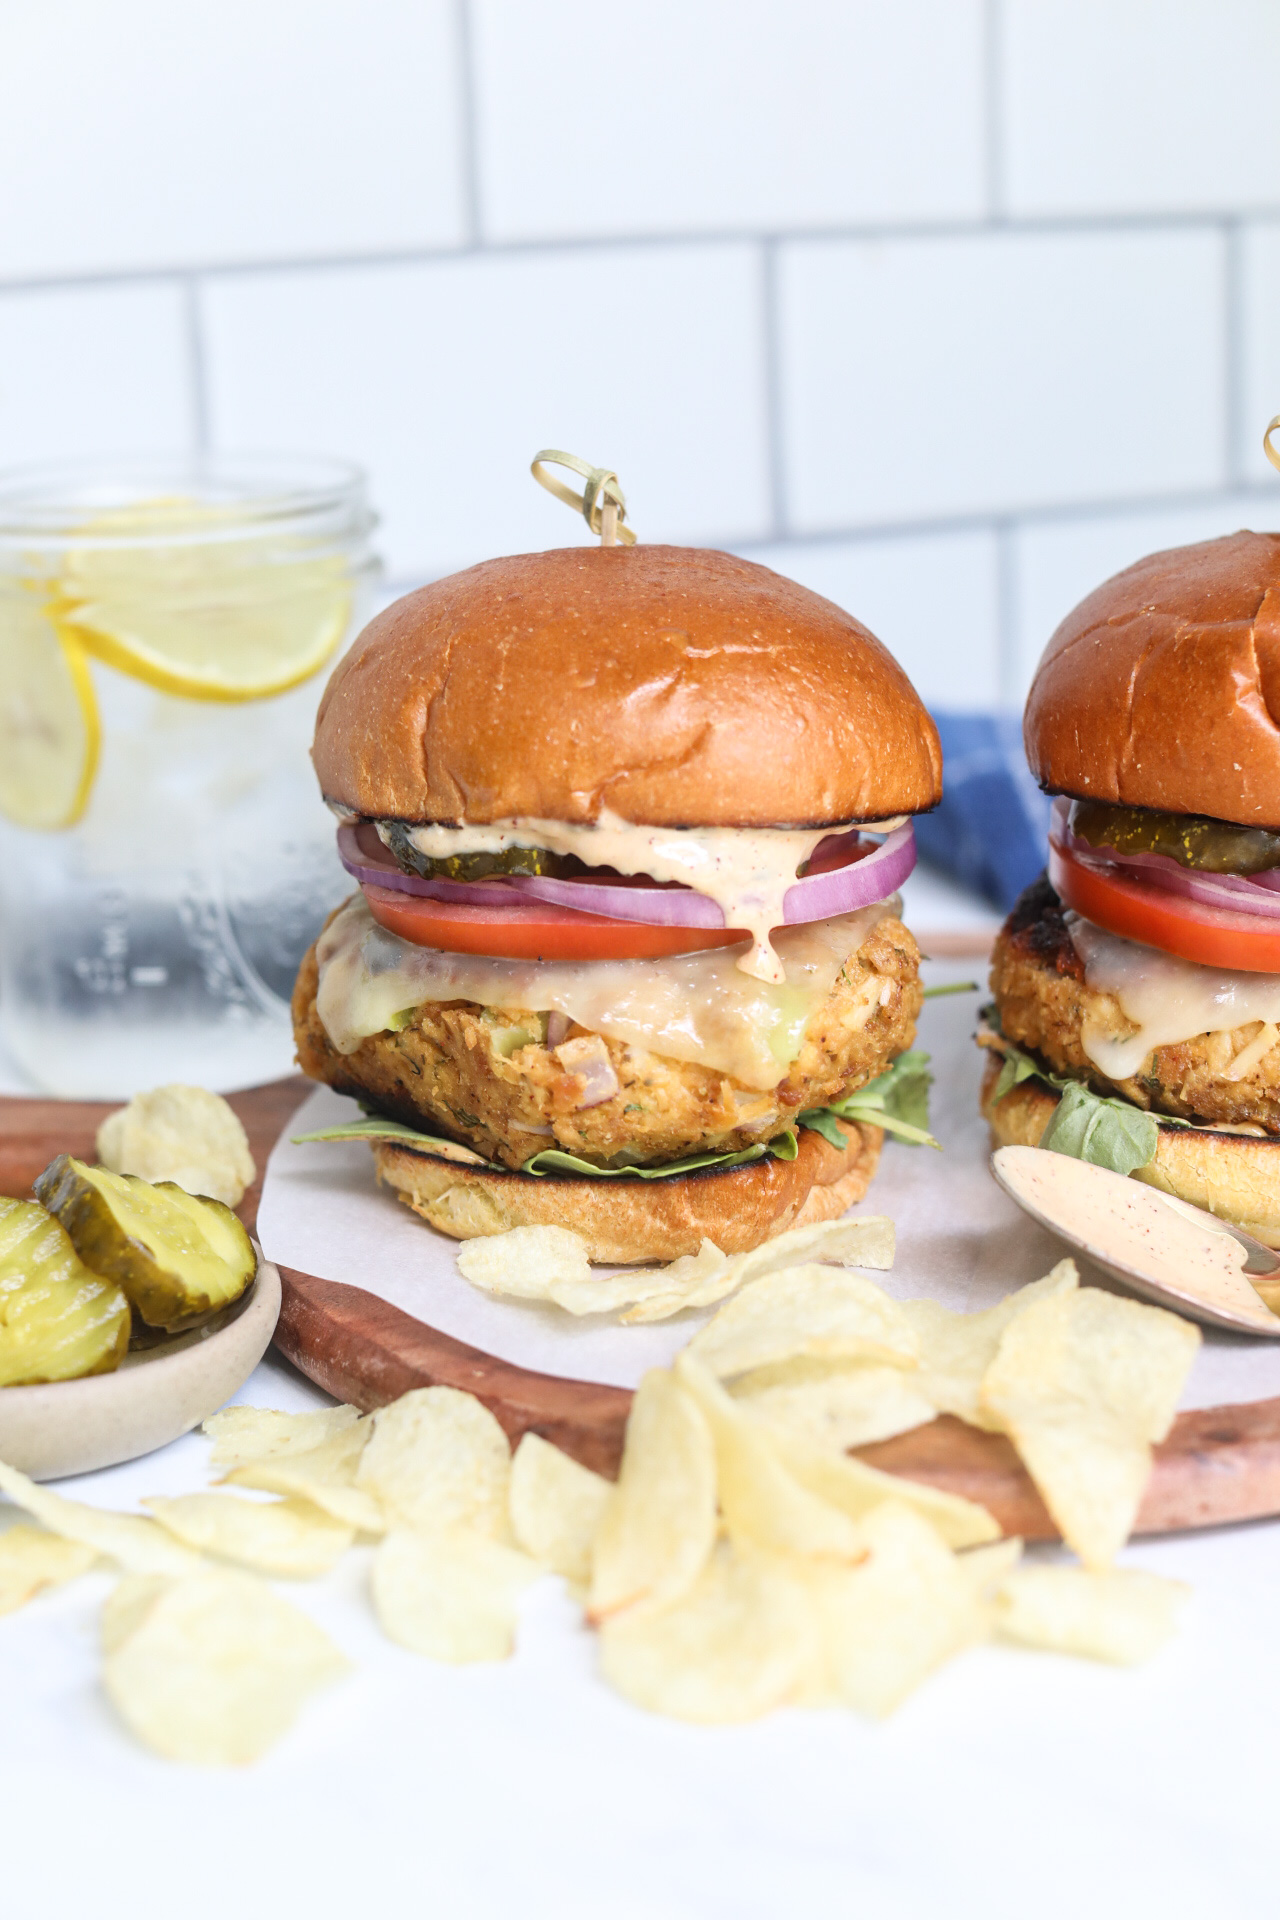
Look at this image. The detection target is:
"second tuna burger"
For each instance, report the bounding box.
[293,543,942,1261]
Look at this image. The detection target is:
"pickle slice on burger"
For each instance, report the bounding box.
[294,543,944,1262]
[982,530,1280,1246]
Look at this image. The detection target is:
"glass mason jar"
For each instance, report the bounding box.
[0,456,379,1097]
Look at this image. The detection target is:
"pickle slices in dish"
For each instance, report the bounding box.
[0,1196,130,1387]
[34,1156,257,1335]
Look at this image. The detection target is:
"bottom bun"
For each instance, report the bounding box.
[980,1055,1280,1249]
[374,1119,883,1263]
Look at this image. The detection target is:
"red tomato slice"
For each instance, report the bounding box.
[362,883,748,961]
[1049,842,1280,973]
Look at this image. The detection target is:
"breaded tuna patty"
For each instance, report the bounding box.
[294,915,923,1169]
[989,876,1280,1133]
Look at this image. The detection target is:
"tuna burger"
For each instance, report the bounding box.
[293,543,942,1262]
[982,531,1280,1245]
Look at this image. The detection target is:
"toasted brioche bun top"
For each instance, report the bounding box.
[1024,529,1280,828]
[313,545,942,827]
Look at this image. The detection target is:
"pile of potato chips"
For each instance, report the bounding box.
[0,1237,1200,1761]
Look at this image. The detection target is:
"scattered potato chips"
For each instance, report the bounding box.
[686,1264,918,1379]
[0,1522,97,1614]
[508,1433,611,1584]
[980,1286,1200,1570]
[0,1461,200,1575]
[993,1564,1188,1664]
[621,1215,898,1325]
[675,1354,867,1563]
[731,1358,936,1452]
[597,1540,816,1724]
[102,1568,348,1764]
[587,1370,717,1621]
[803,1501,988,1717]
[768,1423,999,1550]
[903,1261,1080,1429]
[102,1574,170,1654]
[452,1214,896,1323]
[371,1526,539,1663]
[96,1084,256,1208]
[956,1537,1024,1602]
[226,1426,384,1533]
[356,1387,511,1538]
[203,1403,362,1471]
[144,1492,355,1578]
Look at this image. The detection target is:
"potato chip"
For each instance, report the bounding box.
[993,1563,1188,1664]
[96,1084,256,1207]
[587,1369,717,1622]
[226,1427,384,1534]
[804,1501,988,1717]
[356,1387,511,1538]
[103,1568,348,1764]
[731,1358,937,1452]
[0,1522,97,1614]
[597,1540,817,1723]
[203,1403,362,1472]
[143,1493,355,1578]
[101,1573,170,1653]
[456,1225,592,1299]
[674,1355,867,1562]
[767,1422,1000,1550]
[956,1536,1023,1601]
[980,1286,1200,1569]
[371,1526,540,1663]
[903,1260,1079,1428]
[686,1265,917,1379]
[0,1460,199,1575]
[508,1433,611,1584]
[622,1214,896,1325]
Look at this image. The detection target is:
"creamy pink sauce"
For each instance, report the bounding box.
[993,1146,1280,1330]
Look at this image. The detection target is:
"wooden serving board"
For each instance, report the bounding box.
[5,1079,1280,1535]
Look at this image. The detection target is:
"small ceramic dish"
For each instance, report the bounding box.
[0,1254,281,1480]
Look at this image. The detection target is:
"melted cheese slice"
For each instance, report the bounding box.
[316,892,897,1090]
[1067,913,1280,1081]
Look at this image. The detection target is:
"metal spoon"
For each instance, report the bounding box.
[990,1144,1280,1337]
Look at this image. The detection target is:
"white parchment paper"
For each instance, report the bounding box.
[257,964,1280,1410]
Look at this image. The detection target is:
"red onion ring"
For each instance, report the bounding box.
[337,820,916,929]
[1051,799,1280,921]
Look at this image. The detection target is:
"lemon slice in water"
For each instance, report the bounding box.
[0,600,100,829]
[49,500,351,704]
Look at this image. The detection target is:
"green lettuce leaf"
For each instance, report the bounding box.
[294,1111,801,1180]
[1037,1079,1160,1175]
[798,1049,940,1151]
[521,1132,799,1180]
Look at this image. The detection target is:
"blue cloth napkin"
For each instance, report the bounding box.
[913,712,1053,913]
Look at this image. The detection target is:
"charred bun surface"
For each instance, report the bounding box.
[313,544,943,828]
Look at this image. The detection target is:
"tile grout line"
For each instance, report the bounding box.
[453,0,483,248]
[759,238,788,540]
[1,209,1275,299]
[182,276,210,459]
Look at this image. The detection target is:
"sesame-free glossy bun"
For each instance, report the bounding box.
[312,545,942,827]
[1024,530,1280,828]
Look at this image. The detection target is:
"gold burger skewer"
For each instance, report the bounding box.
[531,450,637,546]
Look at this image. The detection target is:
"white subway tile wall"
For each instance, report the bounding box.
[2,0,1279,704]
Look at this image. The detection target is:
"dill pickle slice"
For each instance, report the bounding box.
[1070,801,1280,874]
[33,1155,257,1334]
[0,1196,130,1387]
[379,820,584,883]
